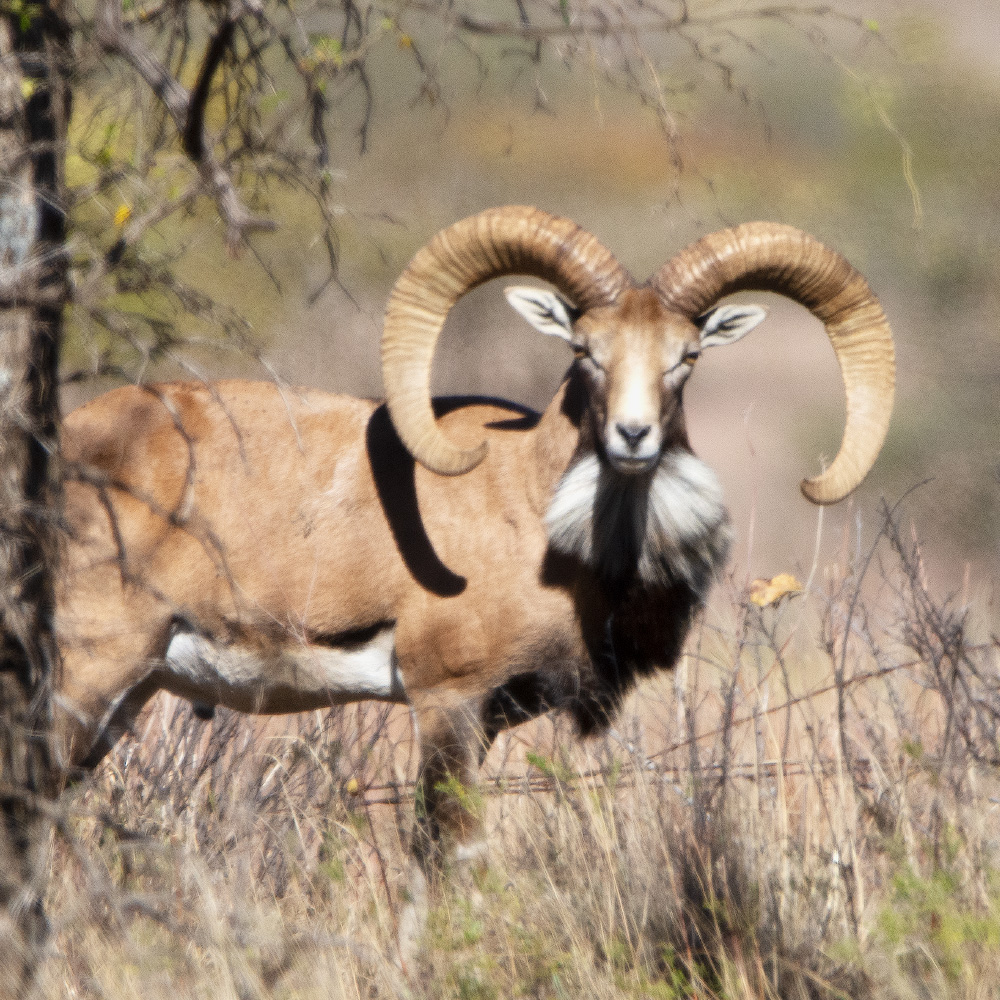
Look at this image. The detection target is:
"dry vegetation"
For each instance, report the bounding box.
[38,507,1000,999]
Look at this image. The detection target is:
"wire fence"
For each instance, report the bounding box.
[351,755,881,806]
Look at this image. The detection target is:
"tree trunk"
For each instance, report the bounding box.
[0,3,68,995]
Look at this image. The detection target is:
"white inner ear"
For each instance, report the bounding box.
[505,286,577,343]
[698,304,768,349]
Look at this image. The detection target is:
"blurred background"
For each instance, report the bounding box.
[64,0,1000,597]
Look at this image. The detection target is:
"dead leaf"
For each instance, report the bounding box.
[749,572,803,608]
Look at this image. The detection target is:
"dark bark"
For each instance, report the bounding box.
[0,3,68,995]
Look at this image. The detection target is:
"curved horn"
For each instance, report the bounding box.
[382,206,631,475]
[652,223,895,505]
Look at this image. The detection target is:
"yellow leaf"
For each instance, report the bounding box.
[20,78,36,100]
[749,572,803,608]
[345,777,359,795]
[398,33,412,49]
[113,204,132,228]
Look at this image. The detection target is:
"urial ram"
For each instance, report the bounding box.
[56,206,894,889]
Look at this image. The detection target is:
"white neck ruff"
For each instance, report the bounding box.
[544,450,732,590]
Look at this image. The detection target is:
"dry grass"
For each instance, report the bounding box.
[42,510,1000,999]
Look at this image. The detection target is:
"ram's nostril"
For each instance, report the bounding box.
[616,423,651,449]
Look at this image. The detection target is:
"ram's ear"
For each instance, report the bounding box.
[505,286,580,343]
[697,304,767,348]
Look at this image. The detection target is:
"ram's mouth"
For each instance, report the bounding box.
[605,451,659,476]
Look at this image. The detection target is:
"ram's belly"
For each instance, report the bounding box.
[163,627,406,713]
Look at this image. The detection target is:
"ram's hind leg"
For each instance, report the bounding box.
[54,574,174,775]
[398,694,492,970]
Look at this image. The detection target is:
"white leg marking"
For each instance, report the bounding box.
[164,627,405,705]
[454,839,489,863]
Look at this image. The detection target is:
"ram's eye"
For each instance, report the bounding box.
[683,351,700,366]
[575,348,606,376]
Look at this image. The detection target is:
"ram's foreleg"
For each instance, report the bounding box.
[398,693,492,969]
[412,697,491,868]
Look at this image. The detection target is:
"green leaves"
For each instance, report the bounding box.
[2,0,41,33]
[306,32,344,71]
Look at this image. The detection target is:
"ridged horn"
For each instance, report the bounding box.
[382,206,631,475]
[652,223,895,505]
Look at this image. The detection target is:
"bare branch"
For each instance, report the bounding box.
[94,0,189,124]
[94,0,275,248]
[183,9,240,160]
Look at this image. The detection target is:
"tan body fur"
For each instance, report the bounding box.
[58,380,592,773]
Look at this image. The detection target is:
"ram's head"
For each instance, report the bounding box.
[503,284,766,475]
[382,206,894,504]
